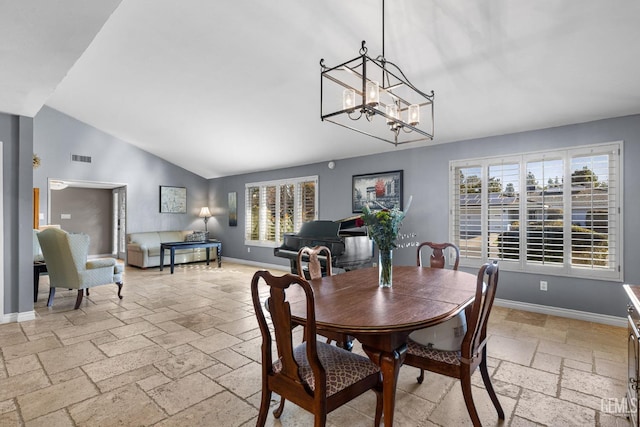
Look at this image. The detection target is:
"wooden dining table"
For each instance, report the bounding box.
[289,265,478,427]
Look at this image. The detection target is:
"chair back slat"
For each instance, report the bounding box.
[461,261,499,360]
[297,246,332,279]
[417,242,460,270]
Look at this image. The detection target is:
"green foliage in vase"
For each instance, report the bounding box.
[359,205,406,251]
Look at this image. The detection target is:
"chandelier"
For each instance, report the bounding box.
[320,0,434,146]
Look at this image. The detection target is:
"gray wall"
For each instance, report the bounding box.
[33,107,210,233]
[207,114,640,318]
[50,187,113,255]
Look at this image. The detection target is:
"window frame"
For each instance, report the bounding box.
[449,142,623,281]
[244,175,318,247]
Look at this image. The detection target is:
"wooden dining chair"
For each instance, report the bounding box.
[403,261,504,427]
[296,246,353,351]
[416,241,460,270]
[251,270,383,427]
[297,245,333,279]
[411,241,465,351]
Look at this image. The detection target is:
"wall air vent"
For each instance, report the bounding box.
[71,154,92,163]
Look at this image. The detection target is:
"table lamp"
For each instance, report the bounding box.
[199,207,212,232]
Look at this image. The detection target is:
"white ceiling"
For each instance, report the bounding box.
[3,0,640,179]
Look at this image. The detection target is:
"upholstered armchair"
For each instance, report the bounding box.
[37,228,124,309]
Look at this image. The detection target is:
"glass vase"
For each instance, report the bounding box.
[378,249,393,288]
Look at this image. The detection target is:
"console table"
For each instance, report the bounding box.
[159,240,222,274]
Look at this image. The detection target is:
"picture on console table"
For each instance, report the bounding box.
[352,170,403,213]
[159,186,187,213]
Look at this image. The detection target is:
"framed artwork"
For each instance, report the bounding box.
[159,186,187,213]
[228,191,237,226]
[352,170,403,213]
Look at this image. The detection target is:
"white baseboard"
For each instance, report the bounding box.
[1,310,36,324]
[495,298,626,327]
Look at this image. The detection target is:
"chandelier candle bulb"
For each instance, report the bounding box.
[343,89,356,111]
[366,81,379,106]
[408,104,420,126]
[386,104,399,125]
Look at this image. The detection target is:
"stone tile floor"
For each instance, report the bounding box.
[0,262,630,426]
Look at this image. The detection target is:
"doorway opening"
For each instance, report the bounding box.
[47,179,127,260]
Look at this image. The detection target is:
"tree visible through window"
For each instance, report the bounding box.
[450,143,621,280]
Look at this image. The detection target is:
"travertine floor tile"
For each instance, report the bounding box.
[17,375,98,421]
[428,382,517,426]
[38,341,106,375]
[0,370,50,401]
[147,371,223,415]
[505,309,547,326]
[5,354,41,376]
[537,339,592,363]
[487,334,537,366]
[25,409,74,427]
[215,361,262,399]
[153,349,216,379]
[561,366,626,399]
[69,383,165,426]
[96,333,155,357]
[515,389,596,425]
[82,345,171,382]
[2,336,61,360]
[189,331,243,354]
[155,391,256,427]
[494,361,559,395]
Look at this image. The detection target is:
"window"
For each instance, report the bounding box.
[245,176,318,246]
[450,142,622,280]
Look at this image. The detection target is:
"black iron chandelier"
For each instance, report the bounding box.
[320,0,434,146]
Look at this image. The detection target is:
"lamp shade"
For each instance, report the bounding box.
[199,207,212,218]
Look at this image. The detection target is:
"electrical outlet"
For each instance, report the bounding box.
[247,247,251,253]
[540,280,548,291]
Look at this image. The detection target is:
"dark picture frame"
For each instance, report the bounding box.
[352,170,403,213]
[228,191,238,226]
[159,186,187,213]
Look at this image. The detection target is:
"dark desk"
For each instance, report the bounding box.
[290,266,477,427]
[33,261,47,303]
[159,240,222,274]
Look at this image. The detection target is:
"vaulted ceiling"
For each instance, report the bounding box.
[3,0,640,178]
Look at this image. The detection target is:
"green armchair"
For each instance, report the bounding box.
[37,228,124,309]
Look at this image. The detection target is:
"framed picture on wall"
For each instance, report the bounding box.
[228,191,237,226]
[352,170,403,213]
[159,186,187,213]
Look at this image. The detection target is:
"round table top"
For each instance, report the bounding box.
[290,266,478,335]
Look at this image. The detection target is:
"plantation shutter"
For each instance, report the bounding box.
[568,146,619,272]
[245,186,260,241]
[265,186,277,241]
[451,165,483,260]
[524,157,564,266]
[488,161,520,263]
